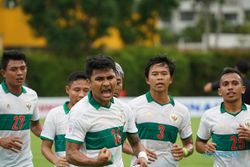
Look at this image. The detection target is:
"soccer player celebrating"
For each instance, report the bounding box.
[40,71,90,167]
[0,50,42,166]
[196,67,250,167]
[65,56,148,167]
[128,55,193,166]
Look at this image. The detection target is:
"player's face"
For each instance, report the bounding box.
[114,75,123,98]
[90,68,117,106]
[66,79,90,106]
[1,60,27,88]
[218,73,245,103]
[146,63,172,93]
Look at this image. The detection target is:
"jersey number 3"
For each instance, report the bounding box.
[157,125,165,140]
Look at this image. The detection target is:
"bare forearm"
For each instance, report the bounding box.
[31,121,42,137]
[127,133,145,156]
[41,145,58,165]
[182,136,194,157]
[131,141,145,156]
[122,140,134,155]
[66,149,98,166]
[195,141,206,153]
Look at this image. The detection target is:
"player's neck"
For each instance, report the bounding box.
[6,82,22,95]
[150,90,170,104]
[224,100,243,113]
[67,102,73,110]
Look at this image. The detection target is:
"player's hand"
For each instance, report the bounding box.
[0,136,23,152]
[96,148,112,166]
[55,156,69,167]
[237,124,250,141]
[145,148,157,162]
[204,142,216,154]
[171,143,184,161]
[134,157,148,167]
[136,157,148,167]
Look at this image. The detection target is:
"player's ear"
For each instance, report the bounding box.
[218,88,222,96]
[145,77,150,85]
[241,85,246,94]
[65,85,69,94]
[0,69,5,77]
[169,77,173,85]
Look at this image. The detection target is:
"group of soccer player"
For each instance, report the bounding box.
[0,50,250,167]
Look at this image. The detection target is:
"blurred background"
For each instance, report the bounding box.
[1,0,250,97]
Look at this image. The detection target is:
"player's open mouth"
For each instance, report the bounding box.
[227,92,235,96]
[101,89,112,97]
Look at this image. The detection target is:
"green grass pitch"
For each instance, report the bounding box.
[31,118,213,167]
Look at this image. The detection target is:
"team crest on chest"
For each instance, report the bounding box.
[242,119,250,130]
[6,104,10,109]
[26,104,32,110]
[170,114,178,123]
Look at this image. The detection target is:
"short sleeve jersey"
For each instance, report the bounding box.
[129,92,192,167]
[65,92,137,167]
[41,102,77,167]
[197,103,250,167]
[0,81,40,167]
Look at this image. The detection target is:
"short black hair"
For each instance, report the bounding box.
[219,67,244,84]
[1,50,27,70]
[85,55,116,79]
[144,55,175,78]
[235,60,249,74]
[67,71,88,85]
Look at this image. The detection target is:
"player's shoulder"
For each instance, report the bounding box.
[113,97,131,109]
[69,97,90,116]
[48,105,64,115]
[128,94,147,106]
[172,98,189,113]
[245,104,250,111]
[202,105,220,117]
[23,86,38,97]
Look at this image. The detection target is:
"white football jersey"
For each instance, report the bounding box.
[0,81,39,167]
[66,92,138,167]
[41,102,77,167]
[129,92,192,167]
[197,103,250,167]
